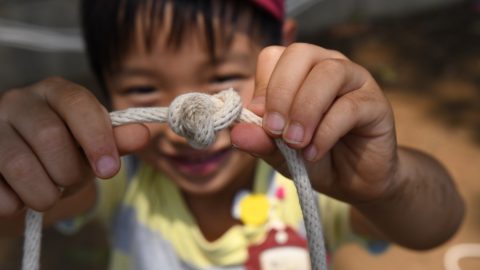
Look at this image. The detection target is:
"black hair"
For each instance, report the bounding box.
[80,0,283,100]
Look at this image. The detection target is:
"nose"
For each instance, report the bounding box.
[163,124,189,145]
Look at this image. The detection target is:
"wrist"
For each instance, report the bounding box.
[351,147,410,210]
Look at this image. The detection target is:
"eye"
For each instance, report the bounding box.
[211,74,245,84]
[123,86,156,95]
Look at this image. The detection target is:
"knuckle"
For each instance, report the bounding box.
[318,119,336,140]
[0,89,26,111]
[286,42,312,54]
[36,121,67,148]
[1,153,33,181]
[258,45,285,61]
[325,49,348,60]
[32,192,60,212]
[35,127,88,187]
[41,77,95,104]
[319,58,346,77]
[342,95,361,115]
[42,76,68,85]
[61,87,96,108]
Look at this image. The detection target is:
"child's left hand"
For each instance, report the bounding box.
[232,43,464,250]
[231,43,397,204]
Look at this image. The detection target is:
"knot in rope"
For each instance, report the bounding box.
[167,88,242,149]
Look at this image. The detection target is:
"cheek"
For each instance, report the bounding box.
[214,130,232,145]
[237,77,255,107]
[110,94,130,111]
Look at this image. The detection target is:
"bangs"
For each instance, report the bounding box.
[81,0,282,94]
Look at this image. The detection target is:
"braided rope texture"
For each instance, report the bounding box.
[22,210,42,270]
[23,88,326,270]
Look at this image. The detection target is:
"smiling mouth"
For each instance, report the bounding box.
[164,148,232,177]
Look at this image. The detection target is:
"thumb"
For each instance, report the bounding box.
[231,123,273,155]
[113,124,150,155]
[231,123,289,175]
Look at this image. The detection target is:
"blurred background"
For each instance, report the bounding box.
[0,0,479,269]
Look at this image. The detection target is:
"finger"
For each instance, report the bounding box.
[249,46,285,115]
[60,174,95,198]
[0,121,60,211]
[113,124,150,155]
[38,77,119,178]
[0,175,23,216]
[263,44,347,136]
[231,123,275,156]
[7,98,93,188]
[230,123,290,176]
[284,59,369,148]
[303,88,391,162]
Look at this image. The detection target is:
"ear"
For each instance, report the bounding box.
[282,19,297,46]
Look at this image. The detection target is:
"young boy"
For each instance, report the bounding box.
[0,0,464,269]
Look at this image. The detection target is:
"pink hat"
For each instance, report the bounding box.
[251,0,284,21]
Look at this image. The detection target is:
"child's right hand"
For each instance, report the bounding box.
[0,77,148,217]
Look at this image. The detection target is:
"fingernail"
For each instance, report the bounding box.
[303,145,318,162]
[284,122,304,144]
[265,112,285,135]
[96,155,117,177]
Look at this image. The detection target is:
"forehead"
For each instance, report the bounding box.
[121,1,260,66]
[118,27,259,83]
[111,5,262,88]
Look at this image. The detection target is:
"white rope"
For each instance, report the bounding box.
[444,243,480,270]
[23,88,326,270]
[22,209,43,270]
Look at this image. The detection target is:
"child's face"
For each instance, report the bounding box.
[105,10,262,196]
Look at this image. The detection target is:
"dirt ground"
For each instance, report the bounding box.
[1,2,479,270]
